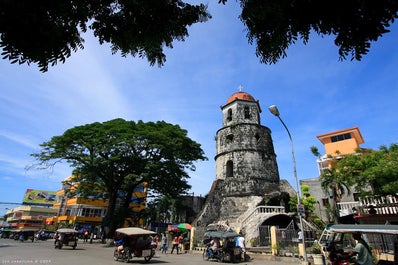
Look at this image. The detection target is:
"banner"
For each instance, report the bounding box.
[22,189,57,206]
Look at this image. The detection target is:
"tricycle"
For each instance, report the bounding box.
[54,228,79,249]
[203,230,242,263]
[318,224,398,265]
[113,227,157,262]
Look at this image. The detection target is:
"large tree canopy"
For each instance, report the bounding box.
[31,118,207,234]
[234,0,398,64]
[0,0,210,72]
[1,1,398,71]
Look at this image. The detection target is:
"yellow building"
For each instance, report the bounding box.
[5,205,57,231]
[45,175,148,235]
[4,189,58,231]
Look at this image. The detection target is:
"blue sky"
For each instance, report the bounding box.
[1,1,398,216]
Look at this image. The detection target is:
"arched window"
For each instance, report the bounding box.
[226,160,233,178]
[244,106,250,119]
[227,109,232,121]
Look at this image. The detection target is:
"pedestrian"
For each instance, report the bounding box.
[237,232,246,261]
[84,230,89,242]
[161,233,168,254]
[178,234,184,253]
[298,230,303,242]
[153,234,159,248]
[170,235,179,254]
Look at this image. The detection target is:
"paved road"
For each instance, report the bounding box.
[0,239,300,265]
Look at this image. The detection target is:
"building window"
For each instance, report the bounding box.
[227,109,232,121]
[321,198,329,206]
[226,134,234,143]
[226,160,233,178]
[244,106,250,119]
[331,133,351,142]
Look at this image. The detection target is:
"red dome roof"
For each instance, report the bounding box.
[226,91,255,104]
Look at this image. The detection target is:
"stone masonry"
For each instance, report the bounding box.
[193,91,286,242]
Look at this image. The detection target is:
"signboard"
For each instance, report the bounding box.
[22,189,57,206]
[297,204,306,217]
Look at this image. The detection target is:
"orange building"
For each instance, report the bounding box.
[301,126,366,223]
[315,126,365,175]
[45,175,148,236]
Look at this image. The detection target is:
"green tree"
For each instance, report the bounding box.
[0,0,210,72]
[31,118,207,236]
[332,143,398,196]
[2,1,398,72]
[320,166,351,222]
[317,143,398,222]
[231,0,398,64]
[301,185,316,213]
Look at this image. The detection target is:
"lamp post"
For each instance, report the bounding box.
[268,105,308,263]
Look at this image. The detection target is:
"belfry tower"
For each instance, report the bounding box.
[194,90,281,234]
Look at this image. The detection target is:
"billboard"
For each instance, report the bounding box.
[22,189,57,206]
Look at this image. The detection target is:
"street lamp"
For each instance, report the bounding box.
[268,105,308,263]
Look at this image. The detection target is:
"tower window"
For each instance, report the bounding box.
[226,160,233,178]
[227,109,232,121]
[226,134,234,142]
[244,106,250,119]
[255,134,260,142]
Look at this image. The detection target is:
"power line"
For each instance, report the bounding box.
[0,202,22,205]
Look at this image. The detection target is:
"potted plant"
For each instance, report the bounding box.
[312,241,322,254]
[311,241,324,265]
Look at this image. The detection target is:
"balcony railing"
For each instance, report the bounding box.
[338,195,398,217]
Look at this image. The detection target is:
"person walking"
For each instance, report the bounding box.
[237,232,246,261]
[178,234,184,253]
[161,233,168,254]
[170,235,180,254]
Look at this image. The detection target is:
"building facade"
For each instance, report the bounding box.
[45,175,148,236]
[5,205,57,231]
[301,126,365,223]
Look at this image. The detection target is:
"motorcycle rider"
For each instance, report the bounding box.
[116,238,124,257]
[207,237,220,257]
[337,233,374,265]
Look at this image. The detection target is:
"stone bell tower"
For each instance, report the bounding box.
[194,90,281,233]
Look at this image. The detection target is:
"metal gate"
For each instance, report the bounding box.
[258,220,317,252]
[258,225,271,246]
[276,220,298,252]
[258,221,297,248]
